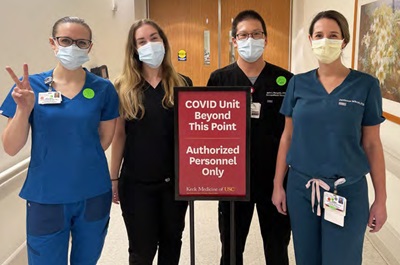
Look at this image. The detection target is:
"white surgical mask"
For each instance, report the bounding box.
[56,44,90,71]
[311,38,343,64]
[236,38,265,63]
[137,42,165,68]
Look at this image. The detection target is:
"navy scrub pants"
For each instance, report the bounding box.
[26,190,112,265]
[287,167,369,265]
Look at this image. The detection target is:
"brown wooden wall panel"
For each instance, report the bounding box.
[149,0,291,86]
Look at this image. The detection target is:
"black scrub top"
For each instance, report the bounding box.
[207,62,293,197]
[121,75,193,183]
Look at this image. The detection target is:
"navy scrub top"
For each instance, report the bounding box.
[0,69,120,204]
[280,69,385,183]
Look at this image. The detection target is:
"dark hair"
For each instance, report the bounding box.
[309,10,350,45]
[231,10,267,38]
[52,16,92,40]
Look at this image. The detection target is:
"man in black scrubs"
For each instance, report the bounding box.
[207,10,293,265]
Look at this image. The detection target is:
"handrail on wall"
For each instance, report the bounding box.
[0,158,30,187]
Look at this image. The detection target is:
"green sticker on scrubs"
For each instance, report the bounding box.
[83,88,95,99]
[276,76,287,86]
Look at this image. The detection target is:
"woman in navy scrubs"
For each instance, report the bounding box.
[272,10,387,265]
[1,17,119,264]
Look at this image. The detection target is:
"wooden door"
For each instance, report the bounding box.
[149,0,219,86]
[149,0,291,86]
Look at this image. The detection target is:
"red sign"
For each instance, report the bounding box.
[175,87,250,200]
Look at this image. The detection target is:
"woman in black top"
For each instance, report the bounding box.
[111,19,192,265]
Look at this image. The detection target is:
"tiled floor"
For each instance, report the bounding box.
[98,201,388,265]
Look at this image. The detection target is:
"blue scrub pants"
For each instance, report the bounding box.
[26,190,112,265]
[287,168,369,265]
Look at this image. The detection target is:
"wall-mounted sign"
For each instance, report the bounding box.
[178,49,187,61]
[204,30,211,65]
[174,87,250,201]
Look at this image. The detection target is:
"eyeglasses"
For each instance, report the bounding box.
[53,36,92,49]
[236,31,265,40]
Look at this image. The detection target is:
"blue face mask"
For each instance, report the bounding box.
[137,42,165,68]
[236,38,265,63]
[56,44,90,70]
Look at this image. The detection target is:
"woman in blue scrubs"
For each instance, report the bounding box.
[272,10,387,265]
[110,19,191,264]
[0,17,119,265]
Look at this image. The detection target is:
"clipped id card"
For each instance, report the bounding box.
[251,102,261,119]
[38,92,62,105]
[323,191,347,227]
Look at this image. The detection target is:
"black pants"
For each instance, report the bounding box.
[120,181,188,265]
[219,199,291,265]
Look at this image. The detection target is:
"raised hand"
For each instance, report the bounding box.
[6,63,35,113]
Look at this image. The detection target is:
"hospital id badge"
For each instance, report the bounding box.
[38,92,62,105]
[251,102,261,119]
[323,191,347,227]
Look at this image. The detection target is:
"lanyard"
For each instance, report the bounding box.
[250,86,255,103]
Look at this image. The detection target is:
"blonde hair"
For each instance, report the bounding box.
[114,19,189,120]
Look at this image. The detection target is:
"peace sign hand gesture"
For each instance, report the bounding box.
[6,63,35,113]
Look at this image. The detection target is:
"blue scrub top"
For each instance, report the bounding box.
[280,69,384,183]
[0,69,119,203]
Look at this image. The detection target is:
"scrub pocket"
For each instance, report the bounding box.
[84,191,112,222]
[27,201,64,236]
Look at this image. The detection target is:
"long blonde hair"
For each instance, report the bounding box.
[114,19,189,120]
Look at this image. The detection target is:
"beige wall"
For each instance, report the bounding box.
[291,1,400,264]
[0,162,28,264]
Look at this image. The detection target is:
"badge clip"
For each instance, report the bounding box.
[333,178,346,194]
[44,76,53,92]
